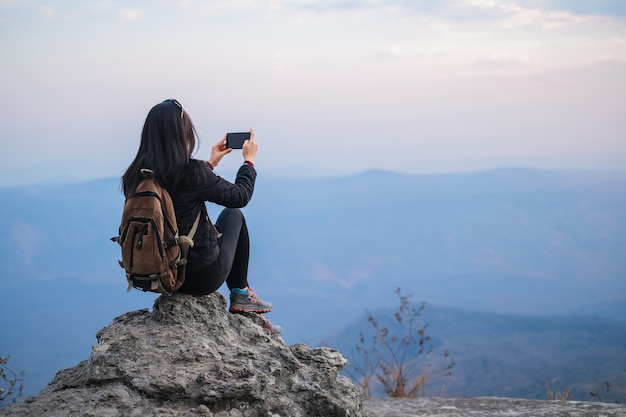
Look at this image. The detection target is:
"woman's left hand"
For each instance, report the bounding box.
[208,136,232,169]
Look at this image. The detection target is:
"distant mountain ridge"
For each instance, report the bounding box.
[322,302,626,402]
[1,168,625,399]
[1,167,625,321]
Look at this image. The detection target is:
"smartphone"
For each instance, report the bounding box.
[226,132,250,149]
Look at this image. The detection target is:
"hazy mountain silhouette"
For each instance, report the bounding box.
[1,168,625,398]
[322,302,626,402]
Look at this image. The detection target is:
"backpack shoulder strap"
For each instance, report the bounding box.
[188,211,201,240]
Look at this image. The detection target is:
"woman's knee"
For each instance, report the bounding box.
[224,207,242,219]
[217,208,244,227]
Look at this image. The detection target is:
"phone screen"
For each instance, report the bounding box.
[226,132,250,149]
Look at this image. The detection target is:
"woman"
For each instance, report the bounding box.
[122,98,279,333]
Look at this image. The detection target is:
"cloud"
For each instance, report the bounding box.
[452,0,584,29]
[543,0,626,17]
[38,6,57,18]
[35,4,77,20]
[499,7,583,30]
[311,263,374,290]
[117,8,143,22]
[353,0,626,76]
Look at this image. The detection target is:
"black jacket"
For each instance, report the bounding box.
[171,159,256,271]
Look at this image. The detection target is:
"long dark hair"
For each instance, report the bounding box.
[122,99,198,197]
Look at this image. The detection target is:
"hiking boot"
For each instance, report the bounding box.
[258,314,282,335]
[229,288,273,314]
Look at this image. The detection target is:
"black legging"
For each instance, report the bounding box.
[180,208,250,295]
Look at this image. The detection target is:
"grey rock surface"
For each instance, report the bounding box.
[364,397,626,417]
[0,293,363,417]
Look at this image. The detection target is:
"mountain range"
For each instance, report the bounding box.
[1,167,625,401]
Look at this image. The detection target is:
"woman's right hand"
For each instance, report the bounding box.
[242,129,258,164]
[208,136,232,169]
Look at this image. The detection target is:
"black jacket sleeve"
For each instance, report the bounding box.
[196,163,256,208]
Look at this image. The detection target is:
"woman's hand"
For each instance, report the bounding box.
[208,136,232,169]
[242,129,258,164]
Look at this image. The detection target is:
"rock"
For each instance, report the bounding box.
[0,293,364,417]
[364,397,626,417]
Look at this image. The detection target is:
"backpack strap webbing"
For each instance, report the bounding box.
[188,211,201,240]
[172,211,202,250]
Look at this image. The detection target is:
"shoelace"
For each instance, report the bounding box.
[246,288,261,302]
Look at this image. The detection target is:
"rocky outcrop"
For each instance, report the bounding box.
[0,293,364,417]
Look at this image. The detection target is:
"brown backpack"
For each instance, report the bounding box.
[112,169,200,296]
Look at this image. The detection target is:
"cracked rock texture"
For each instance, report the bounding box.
[0,293,364,417]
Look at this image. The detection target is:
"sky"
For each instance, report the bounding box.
[1,0,625,186]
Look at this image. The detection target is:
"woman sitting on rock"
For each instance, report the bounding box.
[121,98,279,334]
